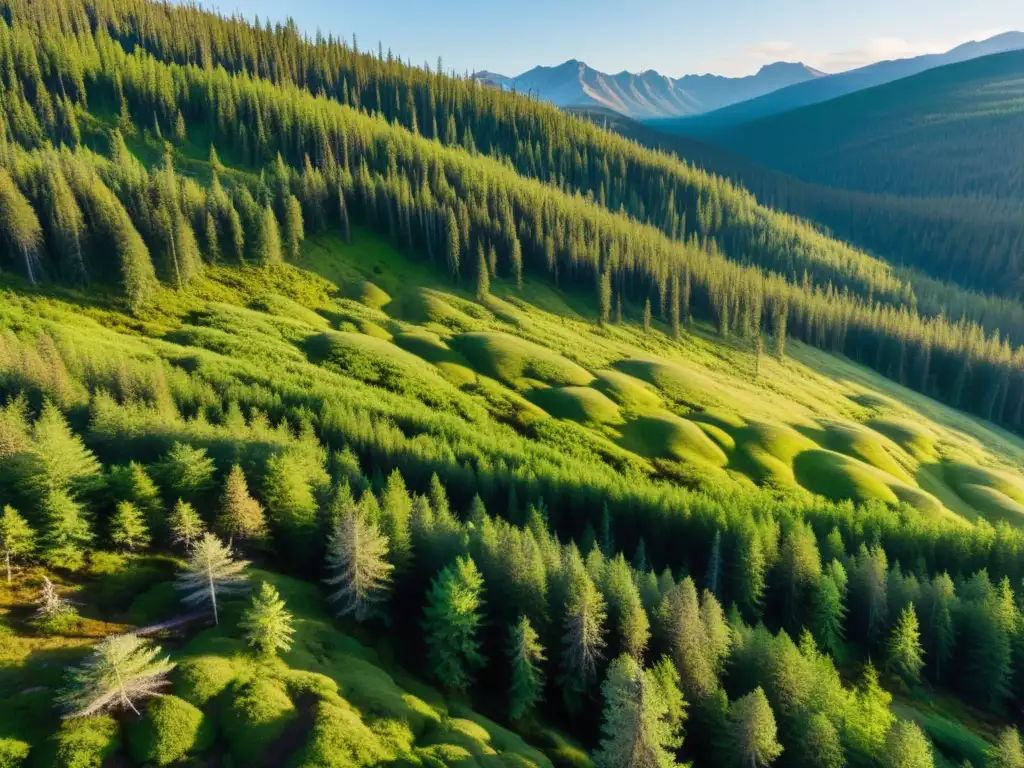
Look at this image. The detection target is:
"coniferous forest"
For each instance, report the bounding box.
[2,2,1024,767]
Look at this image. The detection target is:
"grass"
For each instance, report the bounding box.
[617,412,729,467]
[450,332,596,390]
[526,386,623,425]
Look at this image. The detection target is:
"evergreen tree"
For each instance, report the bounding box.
[987,727,1024,768]
[723,687,782,768]
[108,463,163,538]
[423,555,486,690]
[0,505,34,583]
[379,470,413,571]
[659,577,717,700]
[922,572,956,683]
[217,464,266,545]
[22,401,101,501]
[259,203,283,265]
[593,654,684,768]
[507,615,545,721]
[559,559,607,713]
[282,193,304,260]
[40,489,93,571]
[886,604,925,687]
[324,510,394,621]
[599,269,612,326]
[240,581,295,656]
[0,168,43,283]
[168,499,205,549]
[476,243,490,302]
[58,634,175,718]
[109,501,150,552]
[152,443,215,505]
[884,721,934,768]
[811,564,847,656]
[643,298,652,333]
[175,533,249,626]
[33,576,80,634]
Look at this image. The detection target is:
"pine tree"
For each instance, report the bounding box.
[723,687,782,768]
[108,463,163,537]
[476,244,490,302]
[40,489,93,571]
[152,443,215,504]
[507,615,545,721]
[324,510,394,622]
[887,604,925,687]
[599,269,612,326]
[282,194,304,260]
[0,505,34,583]
[217,464,266,545]
[0,168,43,283]
[260,203,283,265]
[423,555,486,690]
[23,401,101,500]
[240,582,295,656]
[987,727,1024,768]
[168,499,205,549]
[559,562,607,713]
[109,501,151,552]
[175,533,249,626]
[593,654,684,768]
[811,565,847,656]
[58,634,175,718]
[379,470,413,571]
[659,577,717,700]
[33,576,80,634]
[884,721,934,768]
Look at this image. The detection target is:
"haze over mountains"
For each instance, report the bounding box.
[481,30,1024,121]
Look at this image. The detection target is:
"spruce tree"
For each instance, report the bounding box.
[884,721,934,768]
[475,243,490,302]
[723,687,782,768]
[593,654,684,768]
[58,634,175,718]
[109,501,151,552]
[168,499,205,549]
[324,510,394,621]
[260,203,283,265]
[886,604,925,687]
[987,727,1024,768]
[152,443,215,505]
[379,469,412,571]
[811,565,847,656]
[0,168,43,283]
[559,562,607,713]
[217,464,266,545]
[240,582,295,657]
[175,533,249,626]
[108,463,163,538]
[282,194,304,260]
[507,615,545,721]
[423,555,485,690]
[40,489,93,571]
[0,505,34,583]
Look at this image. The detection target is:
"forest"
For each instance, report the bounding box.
[1,1,1024,767]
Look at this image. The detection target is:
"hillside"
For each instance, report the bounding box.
[575,106,1024,299]
[657,30,1024,133]
[475,60,822,119]
[3,2,1024,767]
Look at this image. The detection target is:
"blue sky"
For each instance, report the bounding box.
[215,0,1024,77]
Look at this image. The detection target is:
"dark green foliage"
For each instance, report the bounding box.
[507,615,545,721]
[423,555,486,690]
[127,695,213,766]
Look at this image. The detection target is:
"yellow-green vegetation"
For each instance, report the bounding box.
[618,412,729,467]
[451,332,596,390]
[527,386,623,426]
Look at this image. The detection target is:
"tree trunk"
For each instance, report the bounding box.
[5,552,10,584]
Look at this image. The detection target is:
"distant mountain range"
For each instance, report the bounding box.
[474,60,824,120]
[655,30,1024,133]
[480,31,1024,123]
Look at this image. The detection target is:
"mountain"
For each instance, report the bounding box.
[687,49,1024,204]
[658,30,1024,133]
[474,59,823,119]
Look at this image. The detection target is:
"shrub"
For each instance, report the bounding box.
[287,700,391,768]
[0,738,30,768]
[127,695,213,766]
[221,677,295,764]
[50,715,120,768]
[175,655,237,706]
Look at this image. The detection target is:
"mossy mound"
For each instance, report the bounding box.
[393,329,478,385]
[127,695,214,767]
[591,369,662,410]
[527,386,623,425]
[614,357,723,410]
[344,279,391,310]
[451,332,594,389]
[288,699,393,768]
[868,417,939,461]
[355,319,393,341]
[395,288,478,330]
[816,421,913,483]
[725,420,818,488]
[222,677,297,765]
[794,449,901,505]
[49,714,120,768]
[251,293,330,329]
[617,412,729,467]
[175,654,238,706]
[945,462,1024,524]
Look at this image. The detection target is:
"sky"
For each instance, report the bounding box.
[213,0,1024,78]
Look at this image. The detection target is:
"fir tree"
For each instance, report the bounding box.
[593,654,684,768]
[887,604,925,687]
[0,505,34,584]
[476,243,490,302]
[152,443,215,505]
[175,533,249,626]
[260,203,283,265]
[324,510,394,621]
[217,464,266,545]
[168,499,205,549]
[559,561,607,713]
[109,501,151,552]
[40,489,93,571]
[987,727,1024,768]
[282,193,304,260]
[884,721,934,768]
[507,615,545,721]
[379,469,413,570]
[423,555,486,690]
[58,634,175,718]
[643,298,652,333]
[240,581,295,656]
[811,565,847,656]
[723,687,782,768]
[33,576,80,634]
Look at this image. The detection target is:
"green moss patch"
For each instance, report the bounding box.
[527,386,623,425]
[451,332,594,389]
[617,412,728,467]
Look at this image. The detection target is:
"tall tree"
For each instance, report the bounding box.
[723,687,783,768]
[476,243,490,302]
[886,604,925,688]
[593,654,684,768]
[175,533,249,626]
[559,561,608,713]
[109,501,151,552]
[0,505,34,584]
[987,727,1024,768]
[58,634,175,718]
[423,555,486,690]
[323,510,394,621]
[507,615,546,721]
[168,499,205,550]
[883,721,934,768]
[217,464,266,545]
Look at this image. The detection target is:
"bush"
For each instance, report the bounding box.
[0,738,30,767]
[51,715,120,768]
[287,700,391,768]
[32,610,82,636]
[127,695,214,766]
[221,677,295,764]
[175,655,237,706]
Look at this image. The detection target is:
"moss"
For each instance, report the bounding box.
[127,695,213,766]
[287,699,392,768]
[175,655,237,706]
[617,412,728,466]
[0,738,30,768]
[527,386,622,425]
[451,332,594,389]
[49,715,120,768]
[221,677,296,765]
[591,369,662,410]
